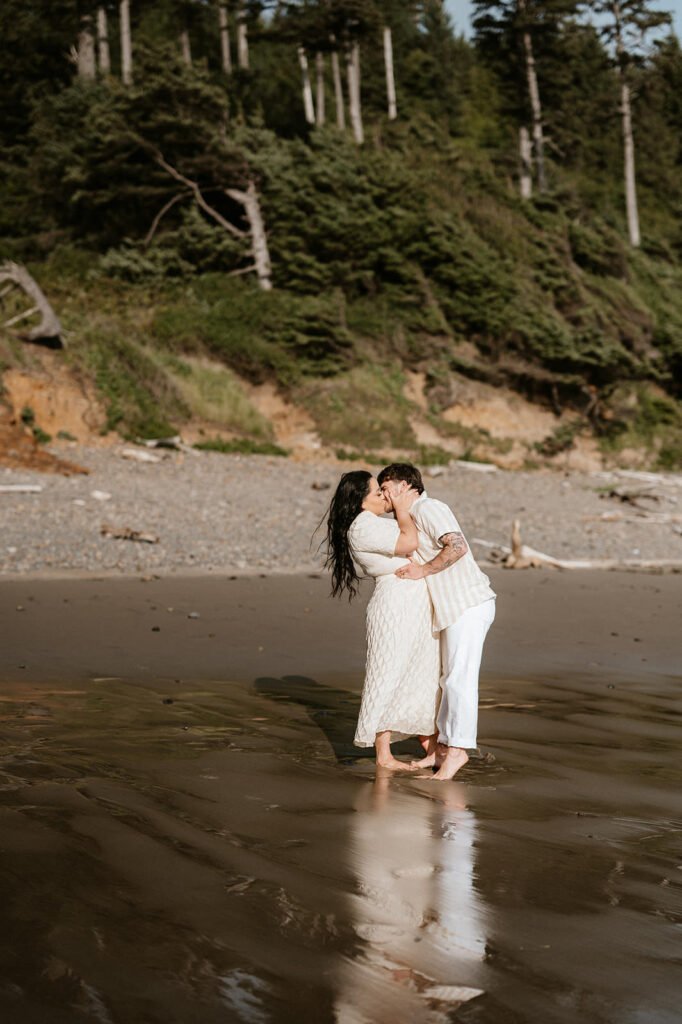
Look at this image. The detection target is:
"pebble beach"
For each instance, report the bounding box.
[1,442,682,576]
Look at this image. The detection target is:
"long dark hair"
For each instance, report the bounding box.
[325,470,372,600]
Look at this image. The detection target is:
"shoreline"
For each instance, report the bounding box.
[2,568,680,686]
[2,558,682,585]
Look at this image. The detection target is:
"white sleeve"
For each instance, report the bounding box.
[416,500,460,545]
[349,514,400,557]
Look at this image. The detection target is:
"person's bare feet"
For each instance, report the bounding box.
[376,757,416,772]
[431,747,468,781]
[418,732,437,754]
[411,752,437,768]
[410,741,445,769]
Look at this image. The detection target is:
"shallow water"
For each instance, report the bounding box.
[0,665,680,1024]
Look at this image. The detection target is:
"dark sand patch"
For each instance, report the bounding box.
[1,568,681,684]
[0,571,680,1023]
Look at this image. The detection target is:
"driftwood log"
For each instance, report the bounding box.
[0,262,63,344]
[475,519,682,572]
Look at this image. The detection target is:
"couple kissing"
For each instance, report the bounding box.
[325,462,496,781]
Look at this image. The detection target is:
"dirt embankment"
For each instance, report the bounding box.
[0,346,656,475]
[0,349,107,474]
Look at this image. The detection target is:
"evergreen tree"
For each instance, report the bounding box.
[587,0,671,246]
[473,0,581,190]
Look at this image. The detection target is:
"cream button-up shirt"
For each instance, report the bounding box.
[410,491,495,631]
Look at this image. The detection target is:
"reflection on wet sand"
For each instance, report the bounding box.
[337,776,485,1023]
[0,662,680,1023]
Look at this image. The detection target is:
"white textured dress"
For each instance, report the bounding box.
[348,510,441,747]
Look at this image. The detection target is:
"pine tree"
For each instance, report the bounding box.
[473,0,581,191]
[587,0,671,246]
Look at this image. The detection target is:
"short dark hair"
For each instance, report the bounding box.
[377,462,424,494]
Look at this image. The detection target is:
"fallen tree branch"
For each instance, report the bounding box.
[583,511,682,524]
[144,190,191,246]
[0,262,63,343]
[101,523,159,544]
[153,151,246,239]
[3,305,39,328]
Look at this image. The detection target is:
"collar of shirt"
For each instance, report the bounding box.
[412,490,429,509]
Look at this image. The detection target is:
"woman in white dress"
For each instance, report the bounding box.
[325,471,441,770]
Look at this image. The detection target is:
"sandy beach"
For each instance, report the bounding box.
[0,568,680,1023]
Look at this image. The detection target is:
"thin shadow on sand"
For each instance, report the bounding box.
[253,675,424,763]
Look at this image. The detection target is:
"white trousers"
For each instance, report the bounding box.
[437,598,495,749]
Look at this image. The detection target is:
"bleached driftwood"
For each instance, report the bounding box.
[504,518,563,569]
[0,484,43,493]
[584,511,682,524]
[451,459,499,473]
[0,263,63,344]
[120,448,162,463]
[474,521,682,572]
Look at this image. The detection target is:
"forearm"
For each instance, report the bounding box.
[393,506,418,554]
[422,532,467,576]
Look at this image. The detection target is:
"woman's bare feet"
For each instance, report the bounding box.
[374,731,416,772]
[431,746,468,780]
[376,757,416,772]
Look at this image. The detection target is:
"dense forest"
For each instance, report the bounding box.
[2,0,682,467]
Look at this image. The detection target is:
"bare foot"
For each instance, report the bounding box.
[412,741,447,769]
[376,757,417,772]
[411,738,445,769]
[418,732,437,754]
[410,752,437,768]
[431,747,469,781]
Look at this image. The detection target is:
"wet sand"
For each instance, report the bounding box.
[0,570,680,1023]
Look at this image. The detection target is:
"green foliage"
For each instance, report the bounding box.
[71,327,188,439]
[534,419,583,457]
[2,4,682,460]
[151,278,353,384]
[32,426,52,445]
[334,448,390,462]
[97,206,250,281]
[156,353,273,438]
[193,438,288,456]
[302,364,415,449]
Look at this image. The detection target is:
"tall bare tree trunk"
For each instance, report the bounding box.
[619,76,640,246]
[383,26,397,120]
[77,14,96,80]
[315,52,325,126]
[237,5,249,69]
[517,0,546,191]
[519,126,532,198]
[330,43,345,129]
[120,0,133,84]
[346,41,364,143]
[180,27,192,65]
[297,47,315,124]
[613,2,640,246]
[97,7,111,74]
[225,183,273,291]
[218,2,232,74]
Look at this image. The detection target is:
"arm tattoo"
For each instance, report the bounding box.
[422,531,467,575]
[439,532,467,557]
